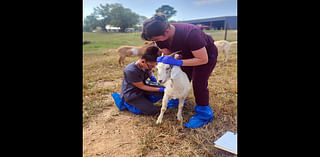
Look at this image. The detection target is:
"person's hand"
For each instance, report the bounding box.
[157,56,165,63]
[160,48,171,55]
[149,76,157,82]
[158,87,165,92]
[157,56,183,66]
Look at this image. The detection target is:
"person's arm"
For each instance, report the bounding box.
[181,47,208,66]
[181,28,208,66]
[132,81,164,92]
[157,47,208,66]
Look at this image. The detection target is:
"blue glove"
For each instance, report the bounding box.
[158,87,165,92]
[157,56,165,63]
[149,75,157,82]
[159,56,183,66]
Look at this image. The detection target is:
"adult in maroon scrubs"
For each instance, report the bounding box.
[141,13,218,128]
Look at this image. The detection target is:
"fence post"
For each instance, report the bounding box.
[224,21,228,40]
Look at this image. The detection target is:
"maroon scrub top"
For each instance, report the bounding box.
[156,23,218,59]
[156,23,218,106]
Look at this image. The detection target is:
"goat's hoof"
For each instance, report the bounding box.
[156,119,162,124]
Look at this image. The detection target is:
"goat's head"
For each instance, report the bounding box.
[156,52,181,85]
[156,62,173,85]
[143,41,156,47]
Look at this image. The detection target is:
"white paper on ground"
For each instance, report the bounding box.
[214,131,237,154]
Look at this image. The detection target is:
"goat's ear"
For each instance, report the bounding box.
[170,66,180,79]
[161,53,164,57]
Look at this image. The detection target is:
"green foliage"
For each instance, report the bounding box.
[109,4,140,32]
[155,5,177,20]
[92,4,112,32]
[83,15,100,32]
[83,3,141,32]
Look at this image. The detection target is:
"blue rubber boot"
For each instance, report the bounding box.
[167,99,186,109]
[123,102,142,114]
[146,94,163,103]
[184,105,214,128]
[111,93,126,111]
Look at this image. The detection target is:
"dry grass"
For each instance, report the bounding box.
[83,49,141,123]
[83,31,237,156]
[134,43,237,157]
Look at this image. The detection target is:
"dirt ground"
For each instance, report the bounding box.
[83,105,236,157]
[83,77,164,157]
[83,106,140,157]
[84,78,142,157]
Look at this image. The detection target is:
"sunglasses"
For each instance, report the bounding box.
[145,62,156,69]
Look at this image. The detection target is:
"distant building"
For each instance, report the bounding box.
[105,25,121,32]
[92,26,103,32]
[181,16,237,30]
[125,28,135,33]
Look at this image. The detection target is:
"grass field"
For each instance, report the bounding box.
[83,30,237,157]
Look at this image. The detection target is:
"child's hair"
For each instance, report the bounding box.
[141,46,160,62]
[141,13,170,41]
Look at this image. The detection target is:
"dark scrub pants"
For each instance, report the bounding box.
[181,57,217,106]
[124,90,163,115]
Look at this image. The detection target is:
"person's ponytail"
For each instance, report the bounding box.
[153,13,166,21]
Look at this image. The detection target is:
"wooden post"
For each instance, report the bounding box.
[224,21,228,40]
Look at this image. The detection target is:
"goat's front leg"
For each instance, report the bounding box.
[156,94,169,124]
[177,97,185,121]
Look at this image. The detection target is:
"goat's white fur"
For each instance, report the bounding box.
[130,48,139,56]
[156,54,191,124]
[214,40,237,62]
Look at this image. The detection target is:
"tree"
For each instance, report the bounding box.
[109,4,139,32]
[92,4,112,32]
[83,4,111,32]
[138,15,147,24]
[83,3,140,32]
[83,14,100,32]
[155,5,177,20]
[133,15,147,31]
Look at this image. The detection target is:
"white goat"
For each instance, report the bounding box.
[214,40,237,62]
[156,53,191,124]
